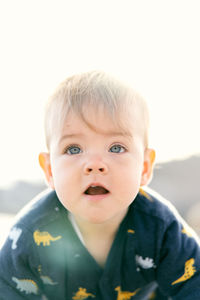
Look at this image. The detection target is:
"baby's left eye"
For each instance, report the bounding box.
[109,145,126,153]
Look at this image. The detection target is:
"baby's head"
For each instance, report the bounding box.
[44,70,149,151]
[39,71,155,224]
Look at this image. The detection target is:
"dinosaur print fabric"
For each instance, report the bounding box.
[0,189,200,299]
[8,226,22,249]
[12,277,38,295]
[33,230,62,246]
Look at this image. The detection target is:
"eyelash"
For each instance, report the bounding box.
[64,144,127,155]
[64,145,82,155]
[109,144,127,153]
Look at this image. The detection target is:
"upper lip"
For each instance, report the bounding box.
[83,182,110,194]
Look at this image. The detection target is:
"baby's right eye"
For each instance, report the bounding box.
[65,145,82,155]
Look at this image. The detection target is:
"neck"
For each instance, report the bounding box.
[74,209,128,240]
[72,210,128,268]
[74,217,122,268]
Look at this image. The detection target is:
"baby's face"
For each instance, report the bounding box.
[40,109,155,226]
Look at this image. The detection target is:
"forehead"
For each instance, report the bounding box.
[63,108,133,137]
[49,107,137,149]
[47,97,148,150]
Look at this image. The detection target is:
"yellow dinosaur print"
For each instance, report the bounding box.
[148,291,156,299]
[38,265,42,273]
[172,258,196,285]
[127,229,135,234]
[72,287,95,299]
[139,188,152,201]
[33,230,62,246]
[182,227,193,237]
[115,286,140,300]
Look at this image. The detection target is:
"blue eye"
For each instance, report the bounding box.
[66,146,82,155]
[109,145,126,153]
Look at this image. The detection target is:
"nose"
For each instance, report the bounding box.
[84,156,108,175]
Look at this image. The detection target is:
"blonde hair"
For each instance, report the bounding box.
[44,70,149,150]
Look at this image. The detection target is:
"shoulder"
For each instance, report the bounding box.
[130,187,199,242]
[132,187,181,225]
[0,189,66,260]
[128,187,188,239]
[0,190,66,294]
[10,189,64,232]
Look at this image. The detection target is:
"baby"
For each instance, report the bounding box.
[0,71,200,299]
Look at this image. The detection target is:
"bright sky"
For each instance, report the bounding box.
[0,0,200,187]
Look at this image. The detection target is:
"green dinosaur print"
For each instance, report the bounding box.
[40,275,58,285]
[12,277,38,295]
[9,227,22,249]
[38,264,58,285]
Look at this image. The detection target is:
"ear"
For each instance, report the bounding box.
[140,148,156,186]
[38,152,55,189]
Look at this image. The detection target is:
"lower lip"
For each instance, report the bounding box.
[83,193,110,201]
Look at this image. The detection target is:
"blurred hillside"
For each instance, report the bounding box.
[0,155,200,234]
[0,180,45,214]
[150,155,200,217]
[150,155,200,235]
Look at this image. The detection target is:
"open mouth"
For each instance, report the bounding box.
[84,185,109,195]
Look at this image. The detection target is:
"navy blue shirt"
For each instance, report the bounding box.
[0,188,200,299]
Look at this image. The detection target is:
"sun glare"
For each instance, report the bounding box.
[0,0,200,187]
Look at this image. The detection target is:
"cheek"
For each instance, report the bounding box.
[51,165,79,210]
[119,153,144,176]
[51,159,77,191]
[115,156,144,192]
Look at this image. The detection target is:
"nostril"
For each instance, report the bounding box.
[84,165,108,174]
[86,168,104,172]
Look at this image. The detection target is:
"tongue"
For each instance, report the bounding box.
[85,186,108,195]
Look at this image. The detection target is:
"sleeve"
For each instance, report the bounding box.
[0,224,45,300]
[156,217,200,299]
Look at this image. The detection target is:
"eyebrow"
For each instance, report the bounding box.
[58,134,83,145]
[58,131,132,145]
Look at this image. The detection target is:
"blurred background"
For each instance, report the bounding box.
[0,0,200,247]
